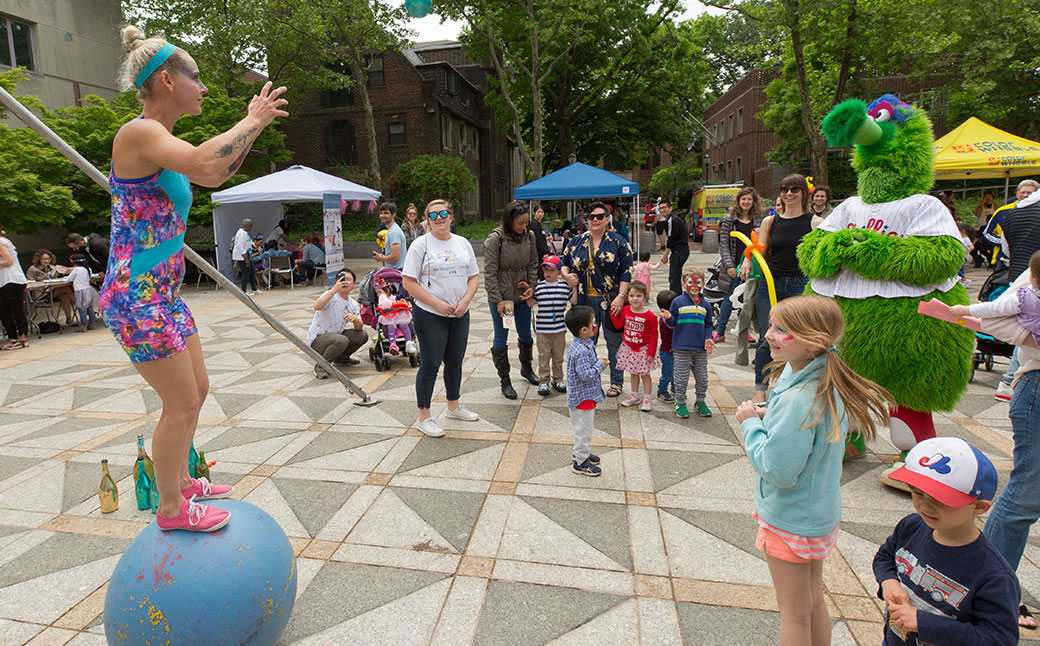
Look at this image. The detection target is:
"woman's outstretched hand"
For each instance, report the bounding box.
[248,81,289,127]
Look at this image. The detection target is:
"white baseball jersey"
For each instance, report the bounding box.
[809,194,961,299]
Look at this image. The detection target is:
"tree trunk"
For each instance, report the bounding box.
[553,70,575,164]
[349,54,382,187]
[527,0,543,178]
[784,0,828,186]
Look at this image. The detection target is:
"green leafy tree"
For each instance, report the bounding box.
[685,11,780,100]
[646,157,703,200]
[385,155,475,216]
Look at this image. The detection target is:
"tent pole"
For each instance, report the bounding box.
[1005,173,1011,203]
[0,85,379,406]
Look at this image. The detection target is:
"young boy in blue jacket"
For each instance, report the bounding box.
[874,437,1019,645]
[565,306,608,477]
[662,267,714,418]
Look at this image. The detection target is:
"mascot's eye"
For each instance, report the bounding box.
[875,108,892,122]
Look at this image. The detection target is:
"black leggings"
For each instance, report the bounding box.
[411,306,470,409]
[0,282,28,339]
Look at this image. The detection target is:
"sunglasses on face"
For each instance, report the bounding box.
[428,209,451,221]
[587,211,608,220]
[780,187,803,194]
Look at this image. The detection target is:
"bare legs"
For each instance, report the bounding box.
[766,555,831,646]
[132,334,209,517]
[629,372,652,395]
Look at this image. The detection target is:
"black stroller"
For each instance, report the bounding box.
[971,267,1014,380]
[358,267,420,371]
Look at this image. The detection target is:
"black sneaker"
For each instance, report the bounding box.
[656,391,675,403]
[313,364,329,379]
[537,384,550,396]
[572,458,601,477]
[551,381,567,393]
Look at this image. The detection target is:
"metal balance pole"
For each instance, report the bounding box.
[0,85,379,405]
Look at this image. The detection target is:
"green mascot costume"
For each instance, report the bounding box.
[797,94,974,487]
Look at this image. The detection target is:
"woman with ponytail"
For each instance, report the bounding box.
[99,26,287,532]
[735,294,892,646]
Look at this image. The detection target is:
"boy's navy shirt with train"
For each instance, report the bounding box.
[873,514,1019,645]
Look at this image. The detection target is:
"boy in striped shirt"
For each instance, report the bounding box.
[531,255,576,396]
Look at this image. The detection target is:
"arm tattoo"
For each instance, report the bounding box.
[216,127,258,159]
[227,148,249,175]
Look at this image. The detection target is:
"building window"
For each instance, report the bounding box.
[388,122,406,146]
[441,114,451,150]
[737,108,744,135]
[728,115,734,139]
[446,71,459,95]
[1,16,35,71]
[366,55,384,86]
[321,85,354,108]
[324,119,358,166]
[727,160,733,182]
[736,157,742,182]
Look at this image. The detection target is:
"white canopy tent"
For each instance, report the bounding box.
[210,165,380,277]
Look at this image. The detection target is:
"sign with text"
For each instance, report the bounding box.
[322,193,344,286]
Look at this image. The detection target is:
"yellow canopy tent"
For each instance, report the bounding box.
[933,117,1040,198]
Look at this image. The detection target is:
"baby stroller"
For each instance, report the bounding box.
[701,258,730,322]
[970,266,1014,380]
[358,267,420,371]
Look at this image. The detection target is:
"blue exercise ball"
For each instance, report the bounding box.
[405,0,433,18]
[104,500,296,646]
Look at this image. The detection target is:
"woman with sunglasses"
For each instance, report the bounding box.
[99,26,287,531]
[746,175,824,402]
[402,200,481,437]
[485,200,540,399]
[561,201,634,398]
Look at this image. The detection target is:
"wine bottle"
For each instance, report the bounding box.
[99,459,118,513]
[188,443,199,479]
[133,436,155,511]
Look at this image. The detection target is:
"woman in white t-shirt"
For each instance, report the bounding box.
[402,199,481,438]
[0,223,29,350]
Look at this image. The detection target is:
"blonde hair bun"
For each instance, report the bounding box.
[121,25,147,51]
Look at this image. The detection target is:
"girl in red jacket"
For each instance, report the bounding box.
[611,281,659,411]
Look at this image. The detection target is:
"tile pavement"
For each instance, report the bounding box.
[0,258,1038,645]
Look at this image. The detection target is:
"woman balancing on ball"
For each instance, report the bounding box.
[100,26,288,532]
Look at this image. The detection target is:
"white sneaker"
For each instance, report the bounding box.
[416,418,445,437]
[640,397,652,412]
[620,393,641,407]
[995,381,1013,402]
[444,405,479,421]
[405,340,416,354]
[246,290,254,296]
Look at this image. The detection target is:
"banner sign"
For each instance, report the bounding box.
[322,193,344,286]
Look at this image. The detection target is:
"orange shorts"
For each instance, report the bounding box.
[755,525,811,564]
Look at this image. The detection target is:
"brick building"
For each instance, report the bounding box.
[278,41,521,219]
[702,68,955,198]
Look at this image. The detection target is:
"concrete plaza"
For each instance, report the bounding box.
[0,257,1038,645]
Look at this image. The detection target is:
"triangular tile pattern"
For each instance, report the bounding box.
[390,486,486,552]
[498,498,627,571]
[522,496,633,570]
[271,477,358,537]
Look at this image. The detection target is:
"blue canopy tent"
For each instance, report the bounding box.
[513,162,643,254]
[513,162,639,200]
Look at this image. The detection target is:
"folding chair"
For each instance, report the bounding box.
[269,254,295,290]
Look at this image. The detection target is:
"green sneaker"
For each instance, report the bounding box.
[675,403,690,419]
[694,401,712,417]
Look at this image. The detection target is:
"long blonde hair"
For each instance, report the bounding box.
[767,295,892,442]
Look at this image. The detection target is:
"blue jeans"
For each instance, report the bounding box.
[983,370,1040,571]
[577,294,624,387]
[754,275,809,388]
[658,350,674,394]
[488,299,533,349]
[715,275,744,336]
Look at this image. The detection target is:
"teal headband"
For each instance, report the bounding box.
[133,43,177,89]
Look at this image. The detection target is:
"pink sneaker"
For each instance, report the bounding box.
[620,393,641,407]
[156,496,231,532]
[389,342,400,355]
[181,477,234,501]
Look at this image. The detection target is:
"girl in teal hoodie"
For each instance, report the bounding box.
[736,294,892,646]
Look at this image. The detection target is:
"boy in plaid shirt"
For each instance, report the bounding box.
[565,306,609,477]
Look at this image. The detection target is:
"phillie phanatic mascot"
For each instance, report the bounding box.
[796,94,974,487]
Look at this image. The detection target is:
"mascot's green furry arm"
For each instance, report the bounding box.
[797,95,973,469]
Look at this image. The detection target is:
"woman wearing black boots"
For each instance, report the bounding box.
[484,201,541,399]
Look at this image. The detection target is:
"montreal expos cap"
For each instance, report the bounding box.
[887,437,998,507]
[542,255,562,269]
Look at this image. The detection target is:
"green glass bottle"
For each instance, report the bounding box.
[196,450,211,480]
[99,459,118,513]
[133,435,154,511]
[188,442,199,479]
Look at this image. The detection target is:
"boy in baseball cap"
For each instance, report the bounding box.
[531,255,575,396]
[873,437,1020,644]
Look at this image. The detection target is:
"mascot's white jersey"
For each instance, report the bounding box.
[810,194,962,299]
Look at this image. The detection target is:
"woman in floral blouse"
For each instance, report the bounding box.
[561,201,634,397]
